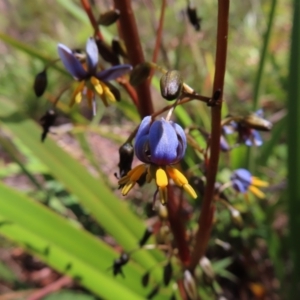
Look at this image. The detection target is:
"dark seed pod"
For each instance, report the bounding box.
[129,63,152,86]
[242,113,272,131]
[112,37,128,58]
[187,2,201,31]
[141,271,150,287]
[34,69,48,97]
[98,9,120,26]
[95,39,120,65]
[139,227,153,247]
[118,142,134,178]
[146,285,160,299]
[160,70,183,101]
[163,262,173,286]
[40,110,56,142]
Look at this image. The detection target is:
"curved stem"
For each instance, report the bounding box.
[189,0,230,271]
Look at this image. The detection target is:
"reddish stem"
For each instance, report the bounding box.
[166,185,191,266]
[80,0,103,41]
[189,0,230,271]
[114,0,154,118]
[149,0,166,80]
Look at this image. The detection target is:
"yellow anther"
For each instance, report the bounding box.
[183,184,197,199]
[121,181,135,196]
[70,81,85,106]
[249,185,265,199]
[251,177,269,187]
[156,168,168,188]
[91,76,103,95]
[102,83,116,103]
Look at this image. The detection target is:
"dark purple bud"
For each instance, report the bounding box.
[139,227,153,247]
[34,69,48,97]
[163,262,173,286]
[146,285,160,299]
[160,70,183,101]
[141,271,150,287]
[112,37,128,58]
[95,39,120,65]
[187,3,201,31]
[118,143,134,178]
[40,110,56,142]
[129,63,152,86]
[98,9,120,26]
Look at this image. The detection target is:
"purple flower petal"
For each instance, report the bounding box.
[231,169,252,191]
[244,130,263,147]
[170,121,187,161]
[57,43,87,80]
[232,179,248,193]
[149,119,179,165]
[135,135,150,162]
[86,37,99,74]
[223,121,237,135]
[96,65,132,81]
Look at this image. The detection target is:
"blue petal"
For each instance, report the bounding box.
[245,130,263,147]
[223,121,237,135]
[96,65,132,81]
[232,179,248,193]
[134,135,150,163]
[135,116,152,141]
[57,43,87,80]
[220,136,230,152]
[86,37,99,74]
[255,109,264,118]
[231,169,252,189]
[170,121,187,161]
[149,119,179,165]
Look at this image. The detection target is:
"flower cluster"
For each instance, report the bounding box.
[118,116,197,204]
[58,37,132,114]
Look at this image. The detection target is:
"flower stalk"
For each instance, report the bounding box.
[189,0,230,271]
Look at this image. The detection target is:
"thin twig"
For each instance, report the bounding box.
[189,0,230,271]
[80,0,103,41]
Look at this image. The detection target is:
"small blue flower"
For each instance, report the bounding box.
[231,168,269,198]
[118,116,196,204]
[57,37,132,112]
[134,116,186,165]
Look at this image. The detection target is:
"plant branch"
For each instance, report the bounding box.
[189,0,230,271]
[114,0,154,118]
[80,0,103,41]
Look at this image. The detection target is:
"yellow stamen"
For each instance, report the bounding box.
[91,76,103,95]
[166,166,197,199]
[251,177,269,187]
[102,83,116,103]
[249,185,265,199]
[70,81,85,107]
[155,167,168,205]
[159,187,168,205]
[118,164,147,195]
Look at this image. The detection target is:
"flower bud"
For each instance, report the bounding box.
[98,9,120,26]
[95,39,120,65]
[112,37,128,58]
[118,142,134,178]
[146,285,160,299]
[160,70,183,101]
[242,112,272,131]
[200,256,215,281]
[33,69,48,97]
[187,2,201,31]
[139,227,153,247]
[163,262,173,286]
[141,271,150,287]
[129,63,152,86]
[40,110,56,142]
[183,270,198,300]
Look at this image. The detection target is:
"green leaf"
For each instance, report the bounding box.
[0,182,146,299]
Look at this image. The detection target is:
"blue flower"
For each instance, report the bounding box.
[58,37,132,112]
[231,168,269,199]
[118,116,197,204]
